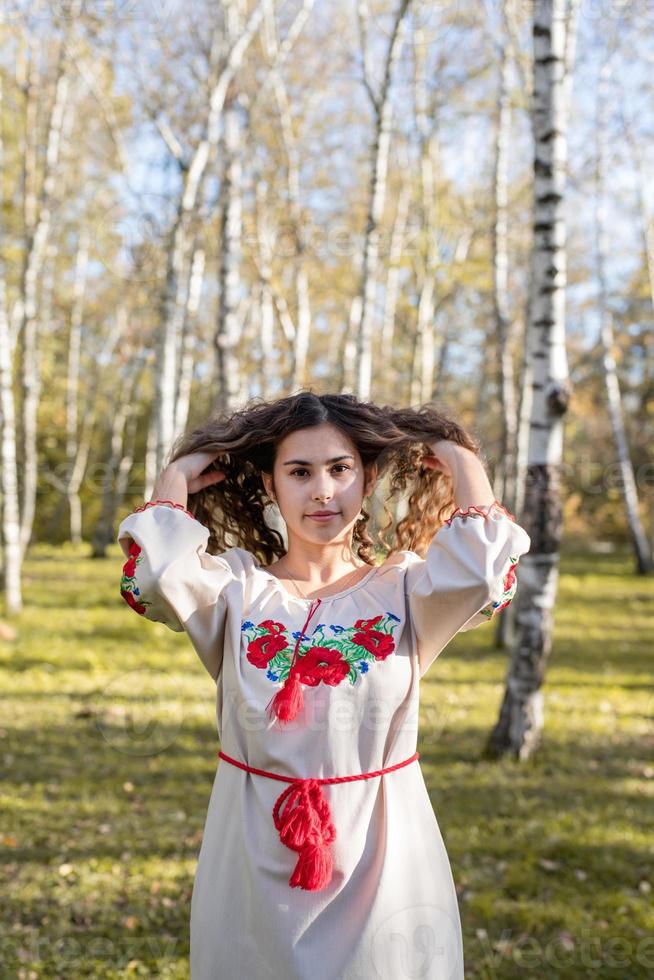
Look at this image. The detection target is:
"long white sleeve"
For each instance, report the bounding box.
[117,503,242,682]
[404,501,531,678]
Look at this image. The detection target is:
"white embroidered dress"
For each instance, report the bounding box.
[117,499,531,980]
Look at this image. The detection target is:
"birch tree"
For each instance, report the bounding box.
[409,27,440,406]
[593,58,652,573]
[491,30,518,509]
[15,27,75,562]
[0,65,23,613]
[91,352,147,558]
[261,0,316,392]
[349,0,411,399]
[174,244,206,439]
[215,69,247,413]
[154,1,266,470]
[64,229,89,543]
[381,162,411,358]
[487,0,581,761]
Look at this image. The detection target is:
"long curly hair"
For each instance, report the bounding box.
[167,390,485,565]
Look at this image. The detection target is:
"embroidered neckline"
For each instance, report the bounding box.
[253,561,383,603]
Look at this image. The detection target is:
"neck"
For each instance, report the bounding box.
[279,538,366,584]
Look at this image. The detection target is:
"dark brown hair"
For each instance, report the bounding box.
[168,390,484,565]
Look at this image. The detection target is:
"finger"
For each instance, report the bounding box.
[202,470,225,486]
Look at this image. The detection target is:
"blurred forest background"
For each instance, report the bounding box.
[0,0,651,582]
[2,2,654,977]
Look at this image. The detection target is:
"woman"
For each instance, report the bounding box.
[118,390,531,979]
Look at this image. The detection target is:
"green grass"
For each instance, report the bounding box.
[1,543,652,978]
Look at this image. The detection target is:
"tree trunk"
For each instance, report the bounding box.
[493,40,518,509]
[0,276,22,612]
[155,2,266,469]
[486,0,580,761]
[254,179,276,399]
[381,170,411,359]
[91,358,145,558]
[594,60,652,573]
[66,229,89,543]
[174,245,206,439]
[215,89,246,412]
[18,46,70,561]
[354,0,411,400]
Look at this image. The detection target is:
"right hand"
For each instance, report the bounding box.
[168,451,227,495]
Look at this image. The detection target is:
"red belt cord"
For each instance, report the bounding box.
[217,748,420,892]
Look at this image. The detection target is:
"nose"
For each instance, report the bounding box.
[312,479,333,502]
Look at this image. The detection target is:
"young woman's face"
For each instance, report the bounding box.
[262,423,377,548]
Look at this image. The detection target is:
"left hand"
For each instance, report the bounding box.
[420,440,464,481]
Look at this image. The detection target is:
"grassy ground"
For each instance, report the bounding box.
[1,542,652,978]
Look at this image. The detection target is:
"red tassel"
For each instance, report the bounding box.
[266,669,304,724]
[272,779,337,891]
[289,840,333,891]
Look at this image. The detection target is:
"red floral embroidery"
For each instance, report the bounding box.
[291,646,350,687]
[477,557,520,620]
[352,615,395,661]
[503,561,517,593]
[246,621,289,669]
[241,611,401,690]
[120,541,152,616]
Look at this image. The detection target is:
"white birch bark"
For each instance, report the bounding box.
[156,1,265,468]
[593,60,652,573]
[0,277,22,613]
[410,23,440,406]
[0,79,22,610]
[17,45,71,562]
[254,180,276,399]
[487,0,581,761]
[65,229,89,543]
[215,84,246,412]
[493,39,518,508]
[490,18,520,660]
[353,0,411,400]
[144,408,159,505]
[264,0,314,391]
[381,171,411,356]
[174,245,205,440]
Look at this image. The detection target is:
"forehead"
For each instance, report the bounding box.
[276,423,358,463]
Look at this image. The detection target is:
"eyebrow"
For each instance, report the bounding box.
[282,455,355,466]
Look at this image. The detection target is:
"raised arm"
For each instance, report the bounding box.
[117,454,241,682]
[406,442,531,678]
